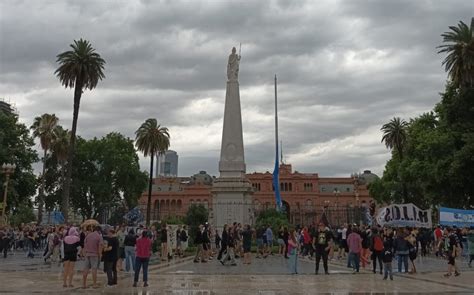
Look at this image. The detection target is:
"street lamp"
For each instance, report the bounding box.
[1,163,16,225]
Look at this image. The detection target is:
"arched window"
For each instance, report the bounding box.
[289,183,292,191]
[171,200,176,211]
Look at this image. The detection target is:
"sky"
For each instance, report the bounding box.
[0,0,471,178]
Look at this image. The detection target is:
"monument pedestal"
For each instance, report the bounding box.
[212,177,253,230]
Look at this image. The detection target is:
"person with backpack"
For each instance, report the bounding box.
[370,228,384,274]
[63,227,80,288]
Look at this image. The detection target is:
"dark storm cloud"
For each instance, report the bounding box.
[0,0,470,177]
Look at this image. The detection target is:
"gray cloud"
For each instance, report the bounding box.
[1,0,470,178]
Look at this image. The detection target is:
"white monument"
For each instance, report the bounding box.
[211,47,253,230]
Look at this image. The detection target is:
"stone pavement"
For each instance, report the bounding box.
[0,251,473,294]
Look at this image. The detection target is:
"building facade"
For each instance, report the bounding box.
[138,164,377,226]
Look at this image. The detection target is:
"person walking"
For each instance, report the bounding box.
[63,227,80,288]
[116,226,126,272]
[124,229,137,273]
[370,228,384,274]
[282,227,289,259]
[444,227,461,277]
[82,226,103,289]
[407,228,418,274]
[288,229,298,274]
[217,224,228,260]
[133,230,152,287]
[265,225,274,255]
[160,224,168,261]
[347,228,362,274]
[194,225,206,263]
[312,222,332,275]
[220,226,237,266]
[242,225,252,265]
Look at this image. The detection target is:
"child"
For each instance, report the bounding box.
[383,234,394,280]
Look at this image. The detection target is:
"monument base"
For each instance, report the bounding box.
[211,177,254,231]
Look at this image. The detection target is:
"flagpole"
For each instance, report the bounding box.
[273,75,282,210]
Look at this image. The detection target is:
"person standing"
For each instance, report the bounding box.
[444,227,461,277]
[282,227,289,259]
[383,233,394,280]
[82,226,103,289]
[370,228,384,274]
[312,222,332,275]
[265,225,274,255]
[407,228,418,274]
[347,228,362,274]
[242,225,252,265]
[116,226,126,272]
[133,230,152,288]
[288,229,298,274]
[160,224,168,261]
[124,229,137,273]
[103,229,119,287]
[467,227,474,268]
[193,225,205,263]
[63,227,80,288]
[393,230,410,273]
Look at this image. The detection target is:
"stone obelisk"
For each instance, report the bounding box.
[211,47,253,230]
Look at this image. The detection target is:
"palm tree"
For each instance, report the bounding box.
[51,126,70,190]
[31,113,59,224]
[135,118,170,226]
[381,117,408,201]
[438,17,474,88]
[55,39,105,221]
[381,117,408,160]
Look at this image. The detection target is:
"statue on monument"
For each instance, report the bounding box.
[227,47,241,81]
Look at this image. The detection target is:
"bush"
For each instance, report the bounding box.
[185,204,208,246]
[255,209,289,233]
[162,215,185,225]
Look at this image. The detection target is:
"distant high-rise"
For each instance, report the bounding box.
[156,150,178,177]
[0,99,13,114]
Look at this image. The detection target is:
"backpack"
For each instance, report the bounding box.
[373,236,384,251]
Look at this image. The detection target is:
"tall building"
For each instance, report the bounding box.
[156,150,178,177]
[0,99,13,114]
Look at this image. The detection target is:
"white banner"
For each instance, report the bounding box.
[376,203,432,228]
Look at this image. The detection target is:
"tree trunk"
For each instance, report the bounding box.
[146,153,154,226]
[61,76,83,223]
[37,148,47,224]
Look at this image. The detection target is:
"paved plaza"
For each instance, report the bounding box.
[0,250,473,294]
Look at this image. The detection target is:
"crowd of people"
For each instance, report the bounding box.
[191,221,474,278]
[0,222,188,288]
[0,221,473,288]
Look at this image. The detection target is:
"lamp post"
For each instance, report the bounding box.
[1,163,16,225]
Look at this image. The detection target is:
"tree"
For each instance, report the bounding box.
[255,209,289,233]
[31,113,58,224]
[55,39,106,221]
[0,111,38,217]
[381,117,408,160]
[70,133,147,221]
[438,17,474,88]
[135,118,170,226]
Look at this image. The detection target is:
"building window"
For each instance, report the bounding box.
[321,187,326,192]
[346,187,350,192]
[252,183,261,191]
[304,183,313,192]
[289,183,292,191]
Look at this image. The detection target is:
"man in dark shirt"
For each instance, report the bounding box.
[312,222,332,275]
[444,227,461,277]
[103,229,119,286]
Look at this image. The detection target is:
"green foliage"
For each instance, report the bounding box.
[185,204,208,245]
[0,112,38,214]
[162,215,185,225]
[62,132,147,220]
[255,209,289,233]
[9,200,36,226]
